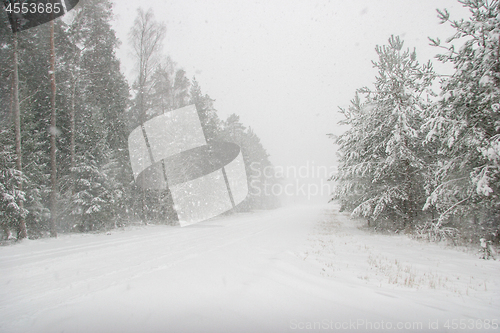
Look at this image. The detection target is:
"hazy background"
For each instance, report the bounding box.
[109,0,470,204]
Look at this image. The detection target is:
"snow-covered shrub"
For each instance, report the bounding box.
[414,221,459,244]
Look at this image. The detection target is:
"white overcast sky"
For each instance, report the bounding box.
[108,0,470,203]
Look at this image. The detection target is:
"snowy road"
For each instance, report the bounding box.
[1,205,499,333]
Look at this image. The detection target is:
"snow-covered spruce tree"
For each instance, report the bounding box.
[190,78,222,143]
[150,59,175,115]
[243,127,281,210]
[0,12,27,239]
[0,10,72,238]
[59,153,122,231]
[332,36,436,228]
[218,114,280,211]
[423,0,500,240]
[50,0,132,232]
[17,20,65,237]
[0,129,28,239]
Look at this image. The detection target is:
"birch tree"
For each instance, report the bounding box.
[129,8,166,125]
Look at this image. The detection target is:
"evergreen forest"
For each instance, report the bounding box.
[0,1,280,240]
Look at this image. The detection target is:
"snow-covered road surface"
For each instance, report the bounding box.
[1,205,499,333]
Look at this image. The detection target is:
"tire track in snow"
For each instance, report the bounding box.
[0,210,273,266]
[1,206,322,333]
[0,209,292,323]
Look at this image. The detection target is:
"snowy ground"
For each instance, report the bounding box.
[0,204,499,333]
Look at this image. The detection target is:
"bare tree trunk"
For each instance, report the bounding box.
[129,9,167,224]
[13,32,27,240]
[140,67,146,222]
[70,79,76,171]
[49,21,57,238]
[9,69,14,123]
[69,75,77,201]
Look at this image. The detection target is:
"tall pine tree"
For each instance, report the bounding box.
[424,0,500,235]
[332,36,436,228]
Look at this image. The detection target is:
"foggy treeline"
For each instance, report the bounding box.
[0,0,279,240]
[332,0,499,245]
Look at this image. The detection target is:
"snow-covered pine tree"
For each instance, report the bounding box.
[173,69,190,110]
[0,129,27,239]
[243,126,281,210]
[63,0,130,167]
[0,9,71,238]
[61,152,119,231]
[150,59,175,115]
[57,0,131,230]
[190,78,221,142]
[423,0,500,237]
[143,57,192,122]
[332,36,436,228]
[1,11,28,239]
[218,114,280,211]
